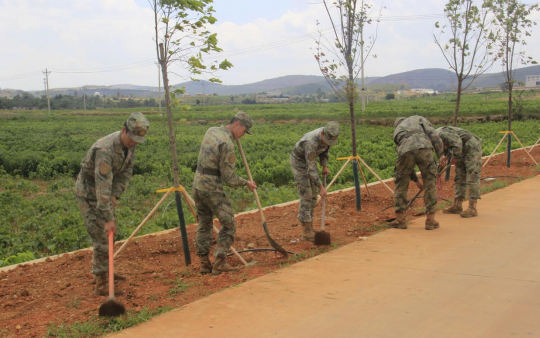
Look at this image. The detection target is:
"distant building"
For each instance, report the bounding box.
[267,90,281,97]
[525,75,540,88]
[94,92,101,97]
[411,88,437,94]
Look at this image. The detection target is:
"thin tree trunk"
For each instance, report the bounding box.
[349,101,357,156]
[453,80,463,127]
[506,82,513,168]
[507,83,513,132]
[159,43,191,266]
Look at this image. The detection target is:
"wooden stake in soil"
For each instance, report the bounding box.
[314,175,331,246]
[114,188,173,259]
[99,232,125,317]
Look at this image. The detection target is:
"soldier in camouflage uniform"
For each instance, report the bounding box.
[290,121,340,241]
[75,112,149,296]
[193,111,257,275]
[435,126,482,218]
[391,116,444,230]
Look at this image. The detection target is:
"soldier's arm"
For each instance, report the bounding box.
[111,154,134,199]
[94,150,115,222]
[410,171,419,182]
[319,147,330,168]
[420,118,444,158]
[305,141,322,187]
[441,130,463,157]
[219,143,248,188]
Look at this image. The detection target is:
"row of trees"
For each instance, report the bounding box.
[434,0,539,127]
[0,93,163,110]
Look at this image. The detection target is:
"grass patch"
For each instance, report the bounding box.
[356,223,388,236]
[168,278,191,295]
[46,306,173,338]
[174,267,199,278]
[481,180,509,194]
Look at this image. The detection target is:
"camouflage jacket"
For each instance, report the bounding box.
[436,126,482,157]
[291,127,330,187]
[75,131,135,222]
[193,126,247,193]
[393,115,444,158]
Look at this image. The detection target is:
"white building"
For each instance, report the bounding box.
[411,88,437,94]
[267,90,281,97]
[525,75,540,88]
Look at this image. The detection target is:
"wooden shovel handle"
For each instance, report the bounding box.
[108,231,115,299]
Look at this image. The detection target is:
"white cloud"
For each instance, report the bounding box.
[0,0,538,91]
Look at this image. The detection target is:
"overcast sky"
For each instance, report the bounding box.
[0,0,538,91]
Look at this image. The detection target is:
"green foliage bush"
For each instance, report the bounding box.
[2,102,540,266]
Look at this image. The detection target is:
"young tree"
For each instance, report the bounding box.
[314,0,381,210]
[434,0,496,126]
[150,0,232,265]
[487,0,538,166]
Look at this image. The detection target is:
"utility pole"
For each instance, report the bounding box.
[156,62,162,116]
[43,69,51,116]
[83,91,87,110]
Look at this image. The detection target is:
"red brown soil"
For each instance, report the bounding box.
[1,147,539,337]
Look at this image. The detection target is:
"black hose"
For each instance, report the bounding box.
[227,248,298,256]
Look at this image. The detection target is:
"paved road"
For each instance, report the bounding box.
[109,176,540,338]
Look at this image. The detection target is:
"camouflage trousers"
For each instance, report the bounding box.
[193,188,236,259]
[290,154,320,223]
[394,148,438,214]
[76,196,112,276]
[454,140,482,200]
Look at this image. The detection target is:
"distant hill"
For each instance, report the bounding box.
[26,85,161,99]
[6,65,539,99]
[369,65,540,92]
[172,75,332,96]
[369,68,455,91]
[469,65,540,89]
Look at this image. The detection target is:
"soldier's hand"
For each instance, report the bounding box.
[439,155,447,166]
[247,181,257,192]
[111,196,117,209]
[104,221,117,236]
[415,180,424,191]
[320,186,327,198]
[322,167,330,176]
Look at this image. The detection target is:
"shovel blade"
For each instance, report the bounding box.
[262,221,288,257]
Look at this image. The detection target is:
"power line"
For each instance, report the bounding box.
[1,8,536,83]
[0,71,43,81]
[51,60,156,73]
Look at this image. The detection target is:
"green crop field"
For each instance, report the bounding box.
[2,99,540,266]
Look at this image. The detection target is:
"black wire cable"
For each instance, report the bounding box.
[227,248,298,256]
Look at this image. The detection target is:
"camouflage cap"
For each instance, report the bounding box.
[235,111,253,135]
[394,117,406,129]
[323,121,340,146]
[126,112,150,144]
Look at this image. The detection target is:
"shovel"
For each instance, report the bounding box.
[99,231,126,317]
[236,139,288,257]
[314,175,331,245]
